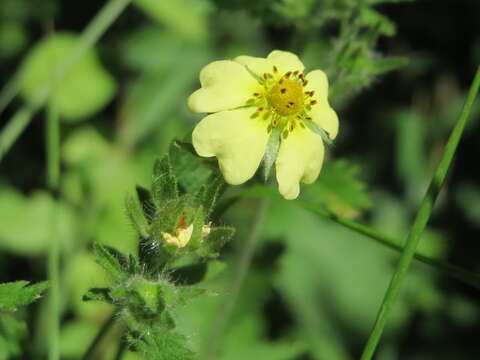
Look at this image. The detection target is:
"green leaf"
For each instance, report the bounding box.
[152,155,179,206]
[127,328,195,360]
[125,193,150,239]
[262,126,281,182]
[82,288,113,303]
[0,313,27,360]
[369,56,409,75]
[306,159,373,218]
[198,226,235,257]
[17,32,116,121]
[303,120,333,144]
[0,281,50,312]
[169,140,212,193]
[196,174,225,218]
[93,243,129,283]
[136,185,156,224]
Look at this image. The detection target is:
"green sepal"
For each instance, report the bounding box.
[126,193,150,239]
[83,287,113,303]
[169,140,212,193]
[198,226,235,258]
[93,242,129,282]
[136,185,156,224]
[304,120,333,145]
[152,155,179,206]
[0,281,50,312]
[195,174,225,218]
[262,126,282,182]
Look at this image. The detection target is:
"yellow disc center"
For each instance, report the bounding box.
[268,79,304,116]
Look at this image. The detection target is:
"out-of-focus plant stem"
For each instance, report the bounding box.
[81,313,117,360]
[201,199,269,360]
[360,65,480,360]
[46,100,60,360]
[0,0,132,163]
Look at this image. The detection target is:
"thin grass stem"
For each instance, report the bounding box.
[360,65,480,360]
[81,313,117,360]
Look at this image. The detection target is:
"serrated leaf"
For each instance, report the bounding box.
[127,328,194,360]
[303,120,333,144]
[369,56,409,75]
[169,140,212,193]
[136,185,156,224]
[199,226,235,257]
[82,288,113,303]
[306,159,373,218]
[196,174,226,218]
[262,126,281,182]
[0,281,50,312]
[93,243,129,282]
[126,193,150,239]
[153,155,179,206]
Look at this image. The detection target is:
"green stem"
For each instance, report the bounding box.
[294,199,480,290]
[46,101,60,360]
[0,0,132,163]
[0,74,19,115]
[360,65,480,360]
[81,313,116,360]
[114,337,127,360]
[201,199,269,360]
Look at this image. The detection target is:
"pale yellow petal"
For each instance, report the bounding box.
[305,69,339,139]
[234,55,275,78]
[275,127,325,200]
[188,60,261,113]
[267,50,304,74]
[192,108,269,185]
[234,50,305,78]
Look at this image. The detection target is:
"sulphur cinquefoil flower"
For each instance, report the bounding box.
[188,50,338,199]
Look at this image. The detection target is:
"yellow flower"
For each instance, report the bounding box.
[188,50,338,199]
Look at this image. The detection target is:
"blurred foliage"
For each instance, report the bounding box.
[1,0,479,359]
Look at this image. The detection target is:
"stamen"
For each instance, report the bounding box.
[263,111,271,120]
[284,71,292,78]
[303,80,309,87]
[272,118,279,127]
[282,129,289,139]
[293,70,299,76]
[280,88,287,94]
[263,73,268,80]
[250,112,259,119]
[305,116,312,121]
[258,107,264,112]
[289,122,295,132]
[279,79,284,84]
[273,65,278,73]
[310,100,317,105]
[253,92,260,97]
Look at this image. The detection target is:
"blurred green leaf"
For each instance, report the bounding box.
[305,159,373,218]
[0,313,27,360]
[0,280,49,312]
[18,32,116,121]
[134,0,209,42]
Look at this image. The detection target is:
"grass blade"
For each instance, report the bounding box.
[360,65,480,360]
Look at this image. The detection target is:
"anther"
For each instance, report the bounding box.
[293,70,299,75]
[273,65,278,73]
[310,100,317,105]
[258,107,264,111]
[305,116,312,121]
[289,123,295,131]
[280,88,287,94]
[285,71,292,78]
[250,112,259,119]
[279,79,284,84]
[253,92,260,97]
[303,80,309,87]
[263,73,268,80]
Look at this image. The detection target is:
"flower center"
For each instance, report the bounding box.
[268,79,304,116]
